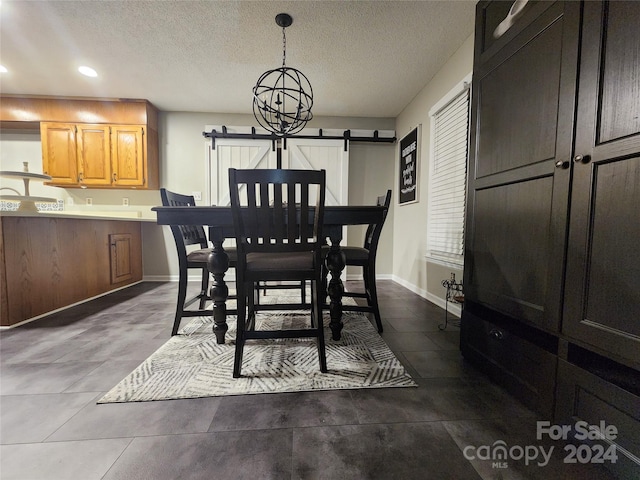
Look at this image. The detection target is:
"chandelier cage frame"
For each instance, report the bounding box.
[252,13,314,136]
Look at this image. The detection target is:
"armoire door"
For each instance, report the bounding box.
[563,0,640,367]
[464,1,580,332]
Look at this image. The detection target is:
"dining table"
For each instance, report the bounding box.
[152,204,386,344]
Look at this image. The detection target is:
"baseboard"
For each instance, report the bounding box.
[390,274,461,317]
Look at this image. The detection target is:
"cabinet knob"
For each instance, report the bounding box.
[489,328,504,340]
[574,154,591,164]
[555,160,569,169]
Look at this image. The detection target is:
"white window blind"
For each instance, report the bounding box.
[427,83,470,267]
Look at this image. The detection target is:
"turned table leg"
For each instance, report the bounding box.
[207,231,230,344]
[325,233,346,341]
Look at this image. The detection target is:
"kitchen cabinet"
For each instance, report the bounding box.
[0,214,143,326]
[109,233,135,284]
[39,122,79,186]
[41,122,147,188]
[462,2,639,476]
[1,96,159,189]
[110,125,146,187]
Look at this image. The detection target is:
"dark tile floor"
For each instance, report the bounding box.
[0,281,619,479]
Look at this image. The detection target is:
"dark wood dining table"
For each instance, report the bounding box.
[152,205,386,344]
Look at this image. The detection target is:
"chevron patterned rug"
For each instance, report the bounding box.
[99,297,416,403]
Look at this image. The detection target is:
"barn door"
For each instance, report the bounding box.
[207,138,276,206]
[282,139,349,207]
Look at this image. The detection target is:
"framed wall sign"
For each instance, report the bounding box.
[399,126,419,205]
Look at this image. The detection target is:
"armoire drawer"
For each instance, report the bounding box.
[555,359,640,479]
[461,311,557,417]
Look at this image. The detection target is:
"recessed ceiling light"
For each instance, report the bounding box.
[0,65,7,73]
[78,66,98,77]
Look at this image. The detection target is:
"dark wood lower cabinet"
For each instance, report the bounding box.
[461,310,557,417]
[0,215,143,326]
[555,359,640,479]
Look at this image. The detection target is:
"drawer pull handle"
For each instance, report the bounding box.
[489,329,504,340]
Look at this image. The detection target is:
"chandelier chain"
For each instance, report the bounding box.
[282,27,287,67]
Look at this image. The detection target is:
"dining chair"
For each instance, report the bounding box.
[160,188,237,335]
[228,168,327,377]
[323,189,391,333]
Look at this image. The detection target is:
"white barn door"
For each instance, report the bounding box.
[282,139,349,207]
[207,139,276,206]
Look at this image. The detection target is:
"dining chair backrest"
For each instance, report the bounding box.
[159,188,208,249]
[228,168,326,255]
[364,189,392,251]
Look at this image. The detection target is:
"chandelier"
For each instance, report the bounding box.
[252,13,313,136]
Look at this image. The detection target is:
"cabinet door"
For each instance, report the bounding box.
[464,1,580,332]
[109,233,133,284]
[111,125,145,187]
[563,1,640,367]
[76,124,111,186]
[40,122,78,185]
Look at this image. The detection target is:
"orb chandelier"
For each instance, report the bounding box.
[252,13,313,136]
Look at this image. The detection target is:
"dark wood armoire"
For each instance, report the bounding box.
[461,2,639,477]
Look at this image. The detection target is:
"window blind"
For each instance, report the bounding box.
[427,87,470,266]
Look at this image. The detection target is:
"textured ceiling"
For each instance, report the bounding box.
[0,0,475,117]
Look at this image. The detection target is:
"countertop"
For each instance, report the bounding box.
[0,209,157,222]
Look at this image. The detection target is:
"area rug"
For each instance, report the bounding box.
[98,296,416,403]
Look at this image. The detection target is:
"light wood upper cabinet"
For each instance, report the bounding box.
[110,125,145,187]
[41,122,78,185]
[41,122,152,189]
[2,96,159,189]
[76,124,112,186]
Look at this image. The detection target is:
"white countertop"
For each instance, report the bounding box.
[0,209,158,222]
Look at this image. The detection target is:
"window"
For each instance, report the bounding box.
[426,74,471,268]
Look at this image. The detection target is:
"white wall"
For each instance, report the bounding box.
[0,132,60,200]
[393,34,474,307]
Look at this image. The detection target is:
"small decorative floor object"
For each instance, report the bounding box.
[439,275,464,330]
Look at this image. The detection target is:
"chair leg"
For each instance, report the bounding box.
[313,280,328,373]
[367,264,384,333]
[321,265,329,302]
[233,281,248,378]
[248,283,256,331]
[172,264,188,336]
[198,267,209,309]
[301,280,306,305]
